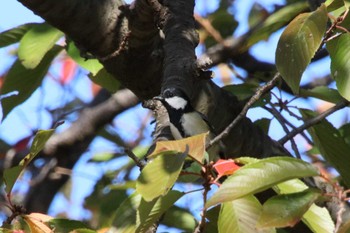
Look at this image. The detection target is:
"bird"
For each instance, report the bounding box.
[154,87,216,140]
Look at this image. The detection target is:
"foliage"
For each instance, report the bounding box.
[1,0,350,233]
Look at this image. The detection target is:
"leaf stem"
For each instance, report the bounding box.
[125,148,147,169]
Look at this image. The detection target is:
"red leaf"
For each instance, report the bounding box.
[14,135,32,152]
[60,58,77,84]
[91,82,102,97]
[0,75,4,89]
[213,159,240,178]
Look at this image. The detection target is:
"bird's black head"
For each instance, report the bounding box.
[154,88,192,112]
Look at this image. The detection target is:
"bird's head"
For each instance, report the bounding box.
[154,88,191,111]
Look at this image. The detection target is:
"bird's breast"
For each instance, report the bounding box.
[180,112,210,137]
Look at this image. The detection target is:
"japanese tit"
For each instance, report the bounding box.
[154,88,216,140]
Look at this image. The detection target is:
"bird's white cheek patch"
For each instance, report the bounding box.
[165,96,187,110]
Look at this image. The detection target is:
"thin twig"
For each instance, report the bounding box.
[184,188,205,195]
[265,103,313,145]
[335,200,345,232]
[279,101,349,145]
[263,105,301,158]
[194,163,213,233]
[207,73,281,149]
[194,13,223,43]
[125,148,146,169]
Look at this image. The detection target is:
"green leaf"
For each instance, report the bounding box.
[254,118,271,135]
[223,83,270,107]
[248,3,268,28]
[136,152,187,201]
[301,109,350,187]
[247,2,309,47]
[224,83,259,101]
[218,195,275,233]
[162,206,196,232]
[325,0,345,12]
[234,157,260,165]
[205,157,318,208]
[68,229,96,233]
[177,161,202,183]
[48,219,92,232]
[0,228,12,233]
[110,192,141,233]
[136,190,184,233]
[327,33,350,101]
[339,5,350,28]
[257,188,321,228]
[0,45,62,119]
[299,86,343,103]
[88,68,120,93]
[204,206,220,233]
[275,179,335,233]
[19,129,55,168]
[108,181,136,190]
[89,152,116,162]
[4,129,54,194]
[29,129,55,157]
[85,186,128,228]
[66,41,103,75]
[3,165,23,194]
[303,204,335,233]
[276,4,328,94]
[0,23,38,48]
[339,123,350,145]
[18,23,63,69]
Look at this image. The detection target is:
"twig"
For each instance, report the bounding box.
[194,163,213,233]
[335,200,345,232]
[263,105,301,158]
[125,148,146,169]
[207,73,281,149]
[278,100,349,145]
[265,103,313,145]
[184,188,205,195]
[194,13,223,43]
[130,111,153,148]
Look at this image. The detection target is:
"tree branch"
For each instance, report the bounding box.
[24,89,139,212]
[208,73,283,151]
[279,100,349,145]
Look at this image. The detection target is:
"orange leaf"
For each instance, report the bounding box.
[149,133,208,164]
[91,82,102,97]
[213,159,240,178]
[60,58,77,84]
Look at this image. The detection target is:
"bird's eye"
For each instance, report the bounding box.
[164,90,174,98]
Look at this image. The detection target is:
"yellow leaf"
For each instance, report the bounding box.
[23,213,53,233]
[149,133,208,163]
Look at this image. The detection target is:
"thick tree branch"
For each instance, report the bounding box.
[18,0,163,99]
[24,89,139,212]
[160,0,198,91]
